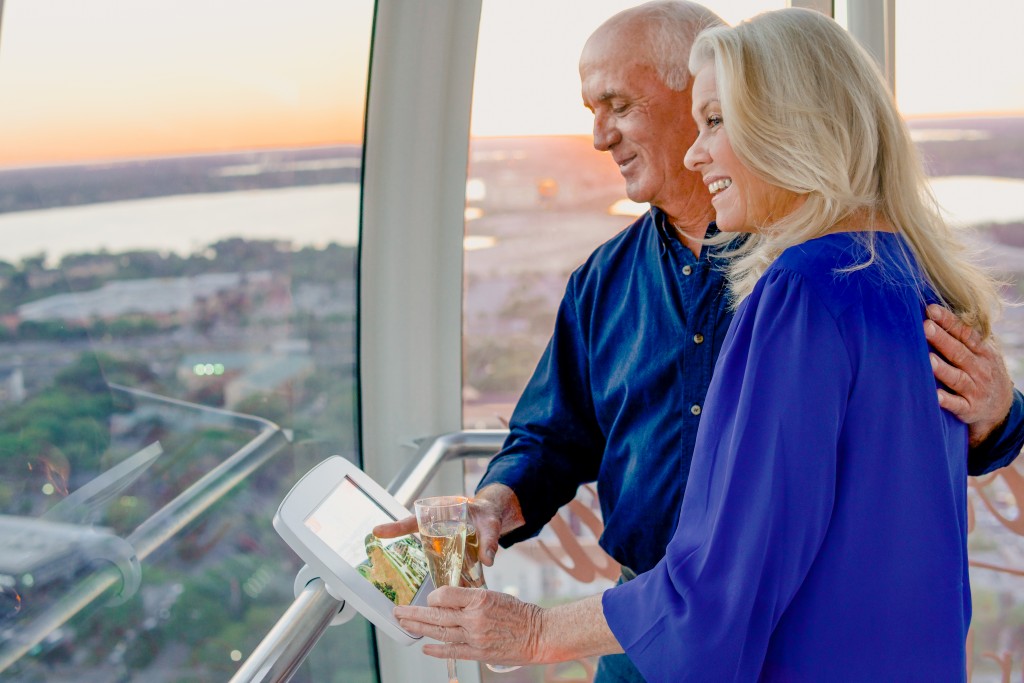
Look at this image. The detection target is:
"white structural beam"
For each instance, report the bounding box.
[359,1,483,682]
[843,0,896,93]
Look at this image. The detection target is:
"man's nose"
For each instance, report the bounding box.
[592,114,618,152]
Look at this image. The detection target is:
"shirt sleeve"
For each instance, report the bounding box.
[476,275,607,546]
[968,388,1024,476]
[602,268,848,681]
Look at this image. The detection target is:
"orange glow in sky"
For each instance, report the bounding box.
[1,0,1021,168]
[0,0,372,167]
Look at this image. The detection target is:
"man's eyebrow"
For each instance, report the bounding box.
[584,90,624,111]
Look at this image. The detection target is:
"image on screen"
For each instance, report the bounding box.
[304,477,428,605]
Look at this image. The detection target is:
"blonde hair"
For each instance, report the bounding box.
[689,8,1000,335]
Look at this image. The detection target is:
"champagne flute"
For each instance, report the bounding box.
[415,496,469,683]
[462,524,521,674]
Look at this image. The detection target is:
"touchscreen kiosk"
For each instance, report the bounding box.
[274,456,433,644]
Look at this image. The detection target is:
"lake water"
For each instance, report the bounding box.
[1,176,1021,266]
[0,184,360,265]
[927,176,1024,227]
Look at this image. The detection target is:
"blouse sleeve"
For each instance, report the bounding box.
[968,388,1024,476]
[602,268,850,681]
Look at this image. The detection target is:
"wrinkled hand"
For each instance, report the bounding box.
[394,586,546,666]
[924,304,1014,447]
[372,492,508,567]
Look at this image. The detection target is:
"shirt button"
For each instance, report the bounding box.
[682,265,693,276]
[690,404,702,416]
[693,333,704,344]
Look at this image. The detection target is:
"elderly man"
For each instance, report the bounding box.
[378,2,1024,680]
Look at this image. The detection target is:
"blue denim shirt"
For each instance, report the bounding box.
[478,208,731,573]
[478,207,1024,575]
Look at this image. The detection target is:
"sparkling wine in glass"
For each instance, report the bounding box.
[415,496,469,683]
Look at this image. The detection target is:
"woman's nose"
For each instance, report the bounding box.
[684,136,708,172]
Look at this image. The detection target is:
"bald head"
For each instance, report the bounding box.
[581,1,725,92]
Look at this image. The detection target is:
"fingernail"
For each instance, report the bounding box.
[930,353,938,369]
[923,320,935,336]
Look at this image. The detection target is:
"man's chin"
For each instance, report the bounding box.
[623,187,653,206]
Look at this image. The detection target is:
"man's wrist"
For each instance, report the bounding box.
[971,405,1012,449]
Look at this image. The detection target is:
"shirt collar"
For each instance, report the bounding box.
[650,206,718,259]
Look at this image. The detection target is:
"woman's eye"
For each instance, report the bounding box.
[706,114,723,128]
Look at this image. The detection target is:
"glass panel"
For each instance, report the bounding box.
[463,3,789,681]
[0,1,375,681]
[895,3,1024,680]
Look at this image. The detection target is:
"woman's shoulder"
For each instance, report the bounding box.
[762,232,920,314]
[773,232,914,281]
[775,231,875,271]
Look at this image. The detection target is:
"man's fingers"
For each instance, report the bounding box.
[475,520,501,567]
[937,388,971,419]
[468,498,504,566]
[930,353,973,395]
[924,319,976,372]
[371,515,418,539]
[926,304,983,352]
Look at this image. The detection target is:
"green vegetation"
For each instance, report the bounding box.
[373,581,398,604]
[0,353,150,516]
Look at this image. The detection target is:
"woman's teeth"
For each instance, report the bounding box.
[709,178,732,195]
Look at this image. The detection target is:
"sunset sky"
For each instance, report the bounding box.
[0,0,1021,168]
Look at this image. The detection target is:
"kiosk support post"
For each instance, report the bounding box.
[230,430,507,683]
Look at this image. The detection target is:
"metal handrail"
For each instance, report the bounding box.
[228,429,508,683]
[0,384,291,674]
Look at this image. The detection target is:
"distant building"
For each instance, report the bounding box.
[0,366,25,405]
[16,271,277,325]
[178,349,314,410]
[63,257,119,280]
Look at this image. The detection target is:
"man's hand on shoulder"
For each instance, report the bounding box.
[924,304,1014,447]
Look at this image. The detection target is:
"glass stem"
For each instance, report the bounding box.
[447,656,458,682]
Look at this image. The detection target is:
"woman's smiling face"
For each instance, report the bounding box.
[683,63,803,233]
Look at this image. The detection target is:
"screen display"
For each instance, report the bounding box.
[304,477,428,605]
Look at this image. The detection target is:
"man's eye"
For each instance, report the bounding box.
[612,103,629,114]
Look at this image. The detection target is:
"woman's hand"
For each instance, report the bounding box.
[394,586,547,666]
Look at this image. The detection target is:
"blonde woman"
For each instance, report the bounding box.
[396,9,1004,681]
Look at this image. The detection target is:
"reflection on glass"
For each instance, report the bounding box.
[0,0,375,680]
